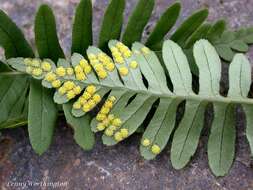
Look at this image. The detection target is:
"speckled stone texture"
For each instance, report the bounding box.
[0,0,253,189]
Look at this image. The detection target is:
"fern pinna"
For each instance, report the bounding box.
[7,39,253,177]
[1,0,253,177]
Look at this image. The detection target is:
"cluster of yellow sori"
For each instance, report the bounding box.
[73,85,101,112]
[24,58,52,77]
[110,42,139,77]
[95,96,128,141]
[44,58,92,88]
[88,52,115,79]
[58,81,82,100]
[141,138,161,155]
[74,59,92,81]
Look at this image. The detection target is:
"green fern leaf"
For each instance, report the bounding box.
[122,0,154,46]
[28,80,58,155]
[72,0,93,55]
[35,4,64,62]
[98,0,125,52]
[145,2,181,48]
[171,9,208,47]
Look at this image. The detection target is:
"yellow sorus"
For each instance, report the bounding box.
[110,47,118,52]
[45,72,56,82]
[26,66,33,74]
[87,99,96,108]
[130,61,138,69]
[66,90,76,100]
[119,67,129,76]
[31,59,40,67]
[123,50,132,58]
[73,86,82,95]
[90,59,99,66]
[108,125,117,131]
[107,114,115,121]
[96,113,107,121]
[73,101,82,109]
[116,42,124,49]
[105,129,114,137]
[79,59,88,67]
[97,70,108,79]
[79,97,87,105]
[120,128,129,138]
[105,62,115,72]
[83,92,92,100]
[82,104,91,112]
[24,58,32,65]
[64,81,75,90]
[32,68,43,76]
[102,118,110,126]
[109,96,116,102]
[141,47,150,54]
[86,85,96,94]
[151,144,161,155]
[88,53,96,60]
[66,67,74,75]
[98,53,107,60]
[112,118,122,127]
[115,56,124,64]
[104,100,113,109]
[92,94,101,103]
[100,107,110,115]
[114,132,123,142]
[112,51,122,58]
[52,80,62,88]
[58,87,67,95]
[76,73,86,81]
[93,63,104,71]
[56,66,66,77]
[96,123,106,131]
[41,61,52,72]
[142,138,151,147]
[74,65,83,73]
[83,65,92,74]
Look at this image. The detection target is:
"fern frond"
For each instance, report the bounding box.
[7,39,253,176]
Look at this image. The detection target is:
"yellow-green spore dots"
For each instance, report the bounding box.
[45,72,56,82]
[114,132,123,142]
[66,67,74,76]
[31,59,41,67]
[82,104,91,112]
[120,128,129,138]
[105,62,115,72]
[86,85,96,94]
[130,61,138,69]
[80,59,92,74]
[105,128,114,137]
[73,102,82,110]
[97,70,107,79]
[41,61,52,72]
[96,113,106,121]
[151,144,161,155]
[96,123,106,131]
[64,81,75,90]
[119,67,129,76]
[73,86,82,95]
[24,58,32,65]
[52,80,61,88]
[58,87,67,95]
[109,96,116,102]
[76,73,86,81]
[112,118,122,127]
[93,94,101,103]
[66,90,76,100]
[32,68,43,76]
[142,138,151,147]
[141,47,150,54]
[56,66,66,77]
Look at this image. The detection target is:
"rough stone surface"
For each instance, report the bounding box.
[0,0,253,189]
